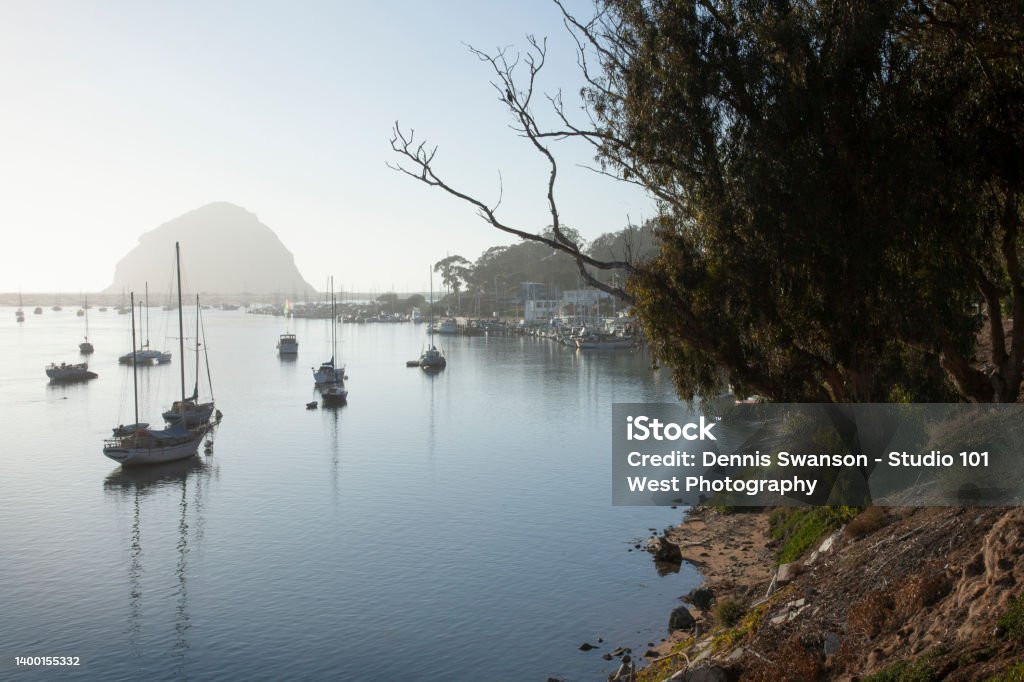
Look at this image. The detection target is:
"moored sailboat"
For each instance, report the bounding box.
[104,244,212,466]
[313,277,344,383]
[79,295,94,354]
[162,294,217,427]
[419,268,447,370]
[320,283,348,406]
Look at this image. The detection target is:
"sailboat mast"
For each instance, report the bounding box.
[130,292,139,428]
[195,294,200,398]
[331,276,336,365]
[429,266,434,346]
[175,242,186,416]
[145,282,150,349]
[84,294,89,341]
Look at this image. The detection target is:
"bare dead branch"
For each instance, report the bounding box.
[389,121,635,303]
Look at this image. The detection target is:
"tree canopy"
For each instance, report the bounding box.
[392,0,1024,403]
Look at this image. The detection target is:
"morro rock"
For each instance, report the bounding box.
[104,202,316,296]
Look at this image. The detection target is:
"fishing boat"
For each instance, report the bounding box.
[162,294,217,427]
[419,269,447,370]
[320,283,348,406]
[277,333,298,355]
[46,361,97,381]
[79,295,94,354]
[103,245,210,466]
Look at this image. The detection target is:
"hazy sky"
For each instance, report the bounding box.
[0,1,654,294]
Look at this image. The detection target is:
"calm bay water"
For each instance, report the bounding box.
[1,307,698,681]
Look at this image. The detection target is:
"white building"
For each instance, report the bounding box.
[525,299,561,323]
[561,289,611,306]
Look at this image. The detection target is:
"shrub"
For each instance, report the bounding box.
[713,597,744,628]
[743,638,821,681]
[985,662,1024,681]
[846,506,889,539]
[997,593,1024,642]
[862,659,938,682]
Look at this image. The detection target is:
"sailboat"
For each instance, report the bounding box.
[103,244,210,466]
[79,294,94,354]
[313,277,343,383]
[15,291,24,322]
[119,283,171,364]
[162,294,217,427]
[140,283,172,363]
[419,268,446,370]
[320,284,348,405]
[52,291,62,311]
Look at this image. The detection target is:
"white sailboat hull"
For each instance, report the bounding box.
[103,436,201,465]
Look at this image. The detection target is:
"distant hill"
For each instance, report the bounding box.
[104,202,316,296]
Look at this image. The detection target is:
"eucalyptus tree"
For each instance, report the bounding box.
[391,0,1023,403]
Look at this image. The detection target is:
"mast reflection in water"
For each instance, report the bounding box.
[104,457,214,676]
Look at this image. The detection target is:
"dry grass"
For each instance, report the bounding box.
[741,637,822,681]
[846,506,889,539]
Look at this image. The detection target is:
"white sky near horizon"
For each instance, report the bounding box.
[0,0,654,294]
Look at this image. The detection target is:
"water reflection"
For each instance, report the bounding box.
[325,404,342,505]
[104,457,215,675]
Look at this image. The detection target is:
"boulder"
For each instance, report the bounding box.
[682,666,731,682]
[650,536,684,564]
[687,586,716,612]
[775,562,798,585]
[823,632,841,656]
[669,605,696,631]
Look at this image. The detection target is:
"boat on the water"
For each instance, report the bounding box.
[118,285,171,364]
[46,361,97,381]
[33,307,42,315]
[162,294,217,428]
[79,295,94,354]
[278,333,298,355]
[419,345,446,369]
[574,331,635,350]
[104,244,215,466]
[313,277,344,383]
[419,269,447,370]
[432,318,459,335]
[15,291,25,322]
[103,422,202,465]
[313,357,341,383]
[319,281,348,406]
